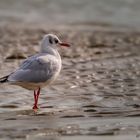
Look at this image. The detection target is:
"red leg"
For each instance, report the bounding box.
[33,88,40,111]
[36,88,40,104]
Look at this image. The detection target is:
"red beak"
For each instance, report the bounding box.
[59,42,70,47]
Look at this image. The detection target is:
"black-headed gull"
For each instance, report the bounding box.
[0,34,70,111]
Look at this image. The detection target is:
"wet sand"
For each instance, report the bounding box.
[1,110,140,139]
[0,24,140,139]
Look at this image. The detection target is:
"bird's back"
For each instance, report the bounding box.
[7,53,61,90]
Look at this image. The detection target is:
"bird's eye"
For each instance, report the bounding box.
[49,37,53,44]
[54,39,58,44]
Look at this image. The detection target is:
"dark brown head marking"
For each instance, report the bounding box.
[49,36,53,44]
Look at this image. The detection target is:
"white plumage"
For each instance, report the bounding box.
[0,34,70,111]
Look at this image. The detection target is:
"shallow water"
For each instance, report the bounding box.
[0,27,140,116]
[0,0,140,139]
[0,26,140,139]
[1,55,140,116]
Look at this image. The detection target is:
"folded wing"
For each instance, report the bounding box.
[8,54,58,83]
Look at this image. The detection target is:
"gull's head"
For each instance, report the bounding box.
[41,34,70,50]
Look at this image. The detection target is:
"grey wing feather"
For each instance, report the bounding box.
[8,54,55,83]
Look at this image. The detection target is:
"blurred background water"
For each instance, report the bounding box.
[0,0,140,28]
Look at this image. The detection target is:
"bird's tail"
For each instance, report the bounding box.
[0,75,9,83]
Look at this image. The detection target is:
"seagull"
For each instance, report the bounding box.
[0,34,70,111]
